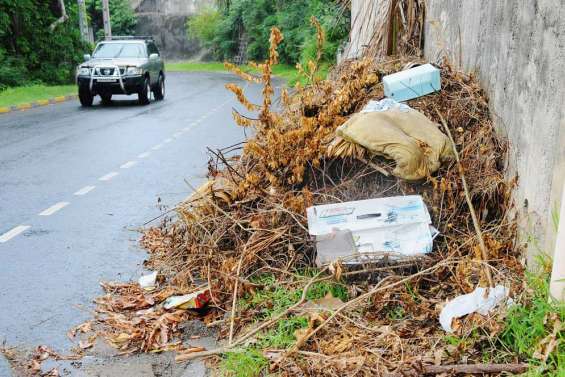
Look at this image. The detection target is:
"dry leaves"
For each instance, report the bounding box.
[92,24,523,376]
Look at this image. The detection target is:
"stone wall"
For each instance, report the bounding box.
[424,0,565,261]
[130,0,215,59]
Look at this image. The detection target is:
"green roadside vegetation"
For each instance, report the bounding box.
[440,256,564,377]
[166,61,329,87]
[185,0,348,87]
[216,259,565,377]
[0,0,136,90]
[0,84,76,108]
[218,271,348,377]
[497,256,565,376]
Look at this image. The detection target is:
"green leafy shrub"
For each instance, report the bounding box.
[0,0,88,89]
[86,0,137,41]
[188,0,350,66]
[186,7,221,49]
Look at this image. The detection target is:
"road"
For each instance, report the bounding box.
[0,72,264,376]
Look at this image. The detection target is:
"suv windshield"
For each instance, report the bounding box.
[93,43,146,59]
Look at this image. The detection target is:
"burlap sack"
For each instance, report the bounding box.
[336,109,454,180]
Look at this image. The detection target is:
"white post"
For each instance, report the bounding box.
[102,0,112,40]
[550,182,565,302]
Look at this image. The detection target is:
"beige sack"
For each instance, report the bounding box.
[336,109,454,180]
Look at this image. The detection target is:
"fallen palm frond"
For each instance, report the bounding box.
[91,23,525,375]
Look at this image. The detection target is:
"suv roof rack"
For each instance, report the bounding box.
[110,36,154,41]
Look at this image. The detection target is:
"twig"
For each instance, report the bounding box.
[272,260,455,368]
[422,363,528,375]
[435,109,494,288]
[178,268,327,360]
[175,347,207,363]
[184,179,248,233]
[228,248,246,345]
[357,157,390,176]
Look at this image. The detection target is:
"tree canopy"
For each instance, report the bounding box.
[0,0,137,89]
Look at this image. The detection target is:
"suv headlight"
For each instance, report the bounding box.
[78,67,91,76]
[126,66,143,75]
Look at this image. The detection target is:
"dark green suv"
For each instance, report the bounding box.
[76,36,165,107]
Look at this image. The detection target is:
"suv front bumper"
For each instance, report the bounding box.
[77,75,145,96]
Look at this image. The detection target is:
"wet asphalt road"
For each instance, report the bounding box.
[0,72,264,375]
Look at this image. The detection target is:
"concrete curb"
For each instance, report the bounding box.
[0,94,77,115]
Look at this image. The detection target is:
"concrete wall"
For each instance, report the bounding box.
[424,0,565,261]
[130,0,215,59]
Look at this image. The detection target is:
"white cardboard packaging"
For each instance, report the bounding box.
[306,195,436,264]
[383,63,441,102]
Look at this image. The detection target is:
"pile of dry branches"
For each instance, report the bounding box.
[92,23,524,375]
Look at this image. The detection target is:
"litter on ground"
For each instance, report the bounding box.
[383,63,441,101]
[439,285,512,333]
[81,23,524,376]
[307,195,437,264]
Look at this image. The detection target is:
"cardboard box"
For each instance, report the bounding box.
[307,195,436,265]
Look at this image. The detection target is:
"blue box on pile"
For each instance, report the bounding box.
[383,63,441,102]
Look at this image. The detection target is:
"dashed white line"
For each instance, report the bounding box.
[39,202,69,216]
[120,161,137,169]
[138,152,151,158]
[99,172,119,181]
[74,185,96,196]
[0,225,31,243]
[163,138,173,144]
[151,144,163,150]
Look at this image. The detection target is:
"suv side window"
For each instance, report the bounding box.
[147,42,159,56]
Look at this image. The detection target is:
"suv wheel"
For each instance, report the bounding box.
[79,85,93,107]
[100,94,112,106]
[153,74,165,101]
[138,77,151,105]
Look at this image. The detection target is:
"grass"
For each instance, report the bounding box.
[497,255,565,376]
[0,84,76,107]
[219,271,347,377]
[165,61,330,87]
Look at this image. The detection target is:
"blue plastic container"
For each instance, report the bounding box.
[383,63,441,102]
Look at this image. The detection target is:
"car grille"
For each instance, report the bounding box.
[94,67,126,76]
[96,67,126,76]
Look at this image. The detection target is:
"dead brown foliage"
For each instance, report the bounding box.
[94,25,523,375]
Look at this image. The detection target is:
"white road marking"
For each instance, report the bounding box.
[120,161,137,169]
[163,138,173,144]
[0,225,30,243]
[138,152,151,158]
[39,202,69,216]
[99,172,119,181]
[151,144,163,150]
[173,132,182,138]
[74,185,96,196]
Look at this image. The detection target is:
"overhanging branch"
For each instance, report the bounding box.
[49,0,69,31]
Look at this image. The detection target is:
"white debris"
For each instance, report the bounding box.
[360,98,411,113]
[439,285,510,333]
[138,271,158,291]
[163,288,210,310]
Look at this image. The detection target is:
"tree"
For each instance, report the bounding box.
[0,0,88,88]
[86,0,136,41]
